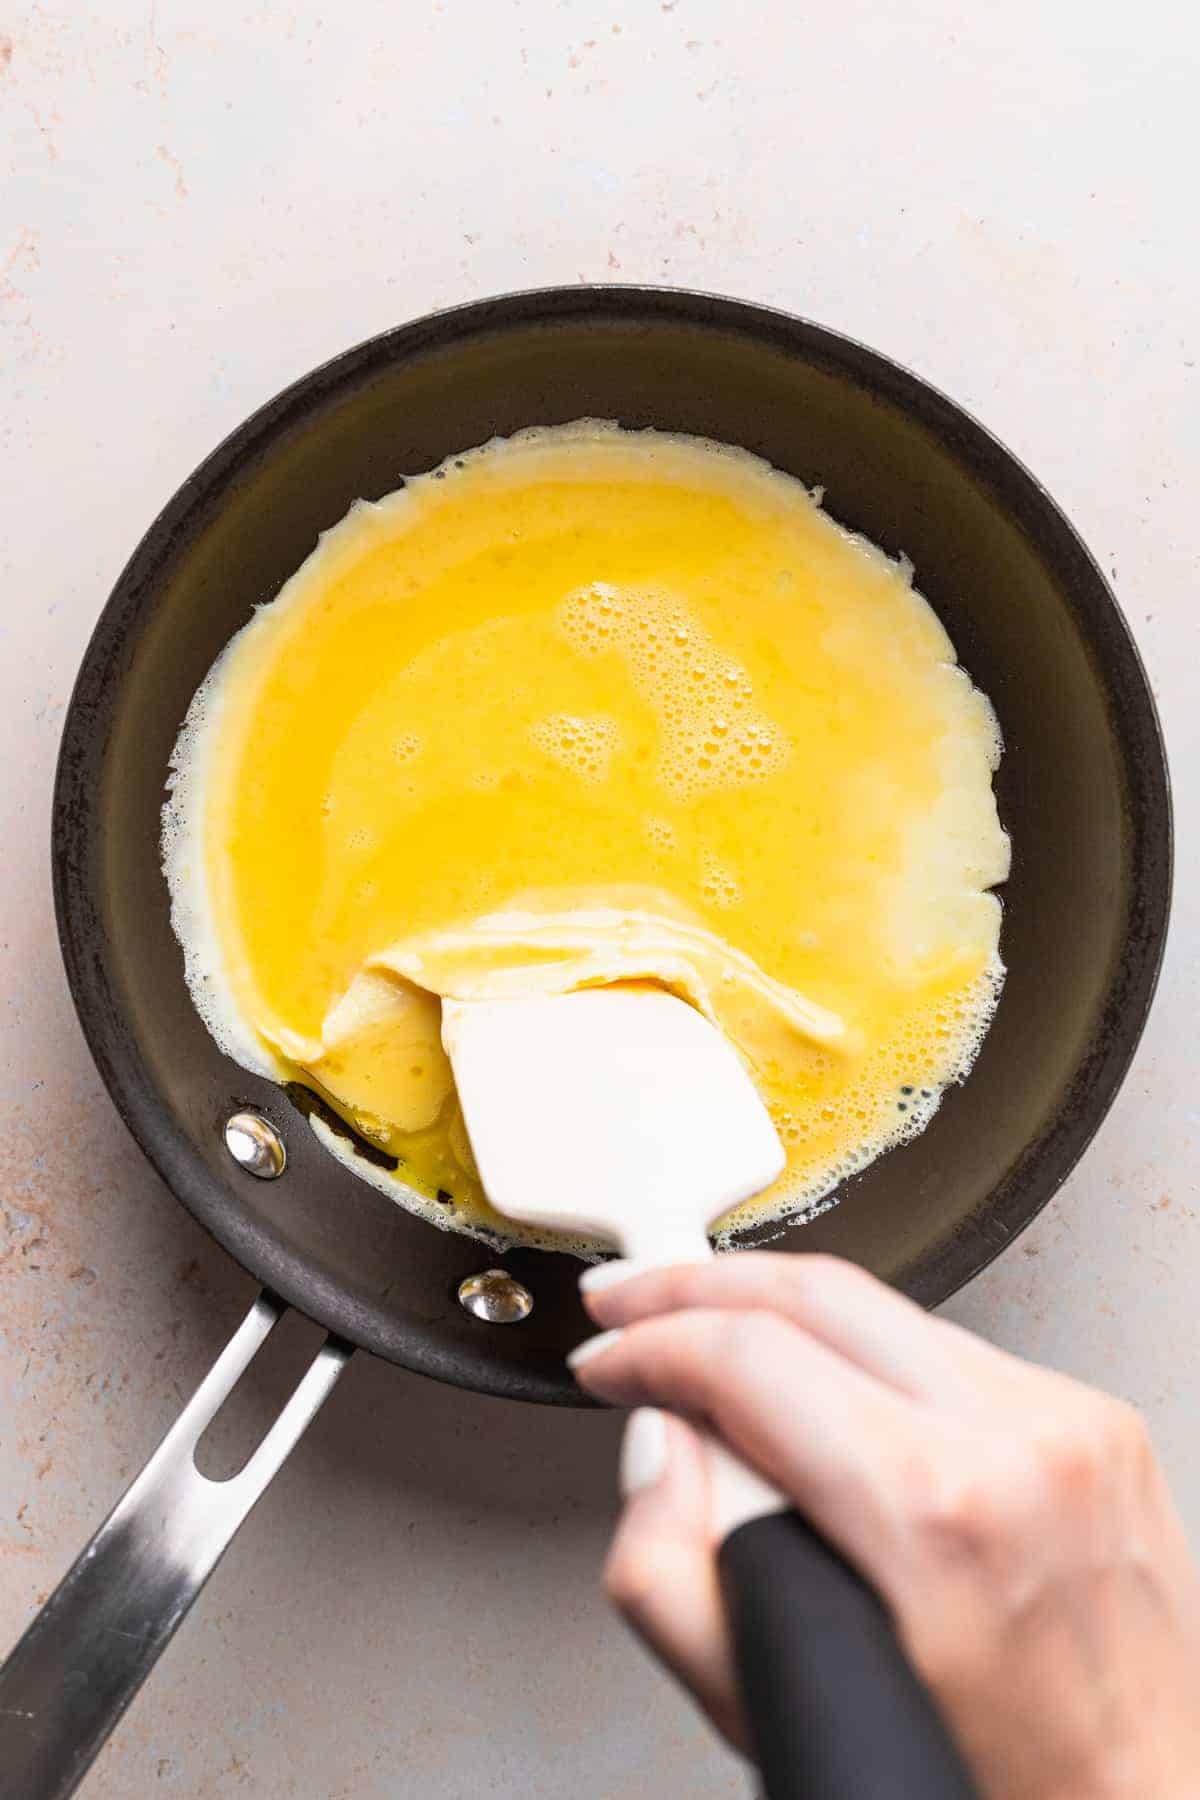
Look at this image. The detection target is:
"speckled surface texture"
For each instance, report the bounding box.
[1,2,1196,1794]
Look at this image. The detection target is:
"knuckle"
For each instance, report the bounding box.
[1102,1397,1152,1466]
[911,1466,1003,1563]
[650,1309,730,1389]
[647,1307,803,1437]
[1021,1396,1151,1512]
[634,1306,780,1418]
[1030,1399,1143,1503]
[1036,1429,1100,1501]
[716,1309,795,1386]
[604,1542,660,1620]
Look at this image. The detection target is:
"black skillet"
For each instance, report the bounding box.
[0,287,1170,1799]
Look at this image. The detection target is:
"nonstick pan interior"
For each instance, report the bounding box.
[52,286,1171,1404]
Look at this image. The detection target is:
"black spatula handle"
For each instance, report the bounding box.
[719,1509,979,1799]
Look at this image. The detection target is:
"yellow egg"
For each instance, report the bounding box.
[164,422,1009,1253]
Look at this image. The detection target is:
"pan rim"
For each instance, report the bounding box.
[51,283,1173,1397]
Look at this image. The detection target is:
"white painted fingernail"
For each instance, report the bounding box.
[567,1327,625,1371]
[620,1408,668,1497]
[579,1259,650,1295]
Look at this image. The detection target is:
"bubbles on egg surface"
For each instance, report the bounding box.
[642,814,677,852]
[558,583,791,800]
[699,850,741,909]
[391,731,422,765]
[714,956,1004,1248]
[528,712,621,785]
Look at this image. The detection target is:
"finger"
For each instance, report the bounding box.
[606,1409,748,1751]
[573,1309,922,1591]
[582,1253,1002,1403]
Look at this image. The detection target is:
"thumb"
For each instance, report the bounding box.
[605,1409,748,1753]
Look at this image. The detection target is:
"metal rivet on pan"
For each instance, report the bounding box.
[457,1269,533,1324]
[224,1111,287,1179]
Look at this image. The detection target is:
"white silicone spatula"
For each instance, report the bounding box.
[444,983,977,1799]
[443,984,785,1267]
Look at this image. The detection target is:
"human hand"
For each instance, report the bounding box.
[571,1253,1200,1798]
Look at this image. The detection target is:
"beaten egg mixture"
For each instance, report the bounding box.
[164,423,1008,1253]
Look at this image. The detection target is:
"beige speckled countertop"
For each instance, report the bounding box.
[2,2,1197,1794]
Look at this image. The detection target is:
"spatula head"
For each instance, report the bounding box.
[442,986,785,1262]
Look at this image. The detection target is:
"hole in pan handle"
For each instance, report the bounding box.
[0,1294,350,1800]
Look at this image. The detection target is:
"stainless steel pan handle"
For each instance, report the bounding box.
[0,1294,349,1800]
